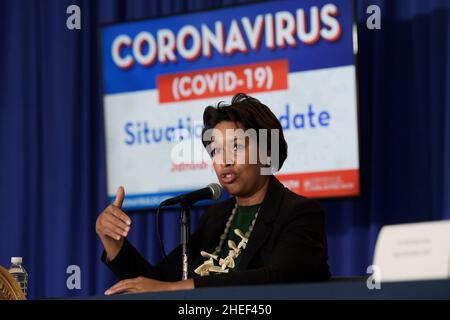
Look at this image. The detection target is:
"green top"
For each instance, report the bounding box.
[218,203,260,271]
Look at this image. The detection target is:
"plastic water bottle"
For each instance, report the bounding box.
[8,257,28,298]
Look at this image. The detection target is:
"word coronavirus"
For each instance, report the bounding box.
[112,3,342,69]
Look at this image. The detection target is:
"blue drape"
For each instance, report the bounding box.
[0,0,449,299]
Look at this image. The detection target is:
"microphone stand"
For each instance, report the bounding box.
[180,201,192,281]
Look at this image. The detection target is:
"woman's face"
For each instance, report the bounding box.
[210,121,267,198]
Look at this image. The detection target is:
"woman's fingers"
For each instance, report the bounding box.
[96,205,131,240]
[108,205,132,226]
[104,213,130,235]
[105,279,136,295]
[103,229,121,241]
[103,218,130,237]
[104,277,173,296]
[102,219,128,240]
[112,186,125,208]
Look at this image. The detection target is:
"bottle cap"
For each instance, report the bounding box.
[11,257,23,264]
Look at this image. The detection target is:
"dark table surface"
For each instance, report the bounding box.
[81,278,450,300]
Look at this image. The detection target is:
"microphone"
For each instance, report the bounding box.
[160,183,223,207]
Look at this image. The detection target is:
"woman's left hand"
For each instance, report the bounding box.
[104,277,194,295]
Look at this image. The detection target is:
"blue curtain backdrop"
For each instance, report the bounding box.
[0,0,449,299]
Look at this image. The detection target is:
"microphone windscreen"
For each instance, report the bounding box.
[207,183,223,200]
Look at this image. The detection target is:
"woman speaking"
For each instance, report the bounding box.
[96,93,331,295]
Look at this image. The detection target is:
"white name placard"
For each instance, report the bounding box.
[373,220,450,282]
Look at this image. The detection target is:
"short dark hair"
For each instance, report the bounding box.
[202,93,288,170]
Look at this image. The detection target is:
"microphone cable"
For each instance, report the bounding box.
[156,205,168,260]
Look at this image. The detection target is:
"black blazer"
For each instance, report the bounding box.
[102,176,331,287]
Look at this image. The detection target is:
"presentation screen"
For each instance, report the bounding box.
[101,0,360,210]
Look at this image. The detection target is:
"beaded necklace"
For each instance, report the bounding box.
[194,203,260,276]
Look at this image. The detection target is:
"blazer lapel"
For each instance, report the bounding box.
[237,176,286,270]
